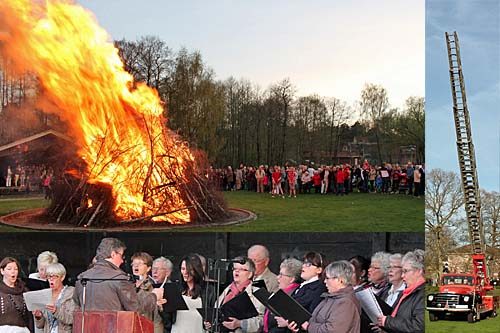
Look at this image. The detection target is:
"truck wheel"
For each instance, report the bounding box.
[490,309,497,318]
[429,312,438,321]
[467,309,477,323]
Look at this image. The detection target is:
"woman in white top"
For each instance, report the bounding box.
[172,254,214,333]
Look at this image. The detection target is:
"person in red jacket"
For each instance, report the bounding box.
[343,165,351,195]
[336,166,345,196]
[271,166,284,198]
[312,170,322,193]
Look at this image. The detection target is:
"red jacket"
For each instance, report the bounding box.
[336,170,345,183]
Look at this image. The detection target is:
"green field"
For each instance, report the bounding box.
[0,191,424,231]
[425,286,500,333]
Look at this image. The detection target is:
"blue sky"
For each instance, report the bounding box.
[77,0,424,109]
[426,0,500,191]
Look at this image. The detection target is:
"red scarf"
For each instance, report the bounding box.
[391,280,425,317]
[223,280,251,304]
[263,283,300,332]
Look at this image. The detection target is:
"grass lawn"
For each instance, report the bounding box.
[425,286,500,333]
[0,191,424,231]
[0,196,49,231]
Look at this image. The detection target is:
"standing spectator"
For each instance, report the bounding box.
[272,166,284,198]
[235,166,243,191]
[405,162,414,195]
[255,166,265,193]
[321,167,330,194]
[312,171,322,194]
[413,165,422,198]
[287,166,297,198]
[336,166,345,196]
[6,165,12,187]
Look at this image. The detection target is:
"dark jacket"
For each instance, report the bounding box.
[292,279,327,314]
[73,259,157,316]
[383,282,425,333]
[0,279,34,332]
[308,286,361,333]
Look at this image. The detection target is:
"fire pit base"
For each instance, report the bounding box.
[0,208,256,231]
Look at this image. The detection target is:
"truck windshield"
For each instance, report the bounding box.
[442,276,473,286]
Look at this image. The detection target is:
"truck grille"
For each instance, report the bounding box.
[435,294,459,305]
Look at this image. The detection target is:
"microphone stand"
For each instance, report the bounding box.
[79,276,133,333]
[210,259,230,333]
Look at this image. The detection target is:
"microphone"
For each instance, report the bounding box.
[219,258,246,264]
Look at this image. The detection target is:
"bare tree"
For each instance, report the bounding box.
[359,83,389,164]
[270,78,295,163]
[481,189,500,251]
[425,168,464,282]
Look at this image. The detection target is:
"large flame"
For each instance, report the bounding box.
[0,0,192,223]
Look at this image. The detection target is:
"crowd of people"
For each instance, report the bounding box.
[0,238,425,333]
[211,161,425,198]
[1,164,54,198]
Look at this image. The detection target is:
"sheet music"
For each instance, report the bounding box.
[355,288,383,323]
[23,288,52,311]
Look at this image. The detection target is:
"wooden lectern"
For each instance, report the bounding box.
[73,310,154,333]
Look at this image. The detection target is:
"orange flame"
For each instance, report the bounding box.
[0,0,192,223]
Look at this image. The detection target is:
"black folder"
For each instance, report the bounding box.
[252,279,267,290]
[162,282,189,312]
[254,288,282,317]
[266,289,311,326]
[24,278,49,291]
[375,294,393,315]
[219,291,259,320]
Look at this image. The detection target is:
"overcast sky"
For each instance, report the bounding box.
[76,0,424,109]
[426,0,500,191]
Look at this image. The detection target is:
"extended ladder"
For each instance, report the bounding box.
[445,31,485,255]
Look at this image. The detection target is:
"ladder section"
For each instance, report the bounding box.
[445,31,485,254]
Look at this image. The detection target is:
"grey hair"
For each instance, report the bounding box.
[234,256,256,277]
[153,256,173,271]
[37,251,58,270]
[45,263,66,278]
[195,253,206,268]
[389,253,403,263]
[402,249,425,273]
[325,260,353,286]
[95,238,126,260]
[248,244,270,259]
[280,258,302,282]
[371,251,390,277]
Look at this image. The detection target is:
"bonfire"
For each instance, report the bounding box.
[0,0,226,226]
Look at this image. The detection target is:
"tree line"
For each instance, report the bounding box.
[425,168,500,282]
[0,35,424,166]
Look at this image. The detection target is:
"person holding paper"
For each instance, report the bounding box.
[0,257,33,332]
[291,252,327,314]
[171,254,215,333]
[264,258,302,332]
[367,252,390,296]
[73,238,164,316]
[131,252,164,333]
[288,260,360,333]
[374,249,425,333]
[208,256,265,333]
[33,263,74,333]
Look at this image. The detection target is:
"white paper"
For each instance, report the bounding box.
[23,288,53,311]
[354,288,383,323]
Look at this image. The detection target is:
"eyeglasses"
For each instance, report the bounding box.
[233,268,250,272]
[389,266,402,270]
[131,262,147,268]
[251,258,266,264]
[325,276,338,280]
[47,274,61,280]
[278,272,293,278]
[402,268,415,274]
[152,267,167,271]
[369,266,381,270]
[303,261,319,267]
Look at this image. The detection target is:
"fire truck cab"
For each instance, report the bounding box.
[427,266,499,323]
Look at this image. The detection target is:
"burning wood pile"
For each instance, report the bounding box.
[0,0,227,226]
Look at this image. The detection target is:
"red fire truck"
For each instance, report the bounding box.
[426,31,499,323]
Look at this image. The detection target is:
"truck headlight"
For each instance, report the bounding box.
[463,296,469,302]
[428,295,434,301]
